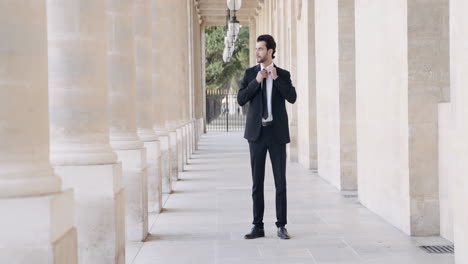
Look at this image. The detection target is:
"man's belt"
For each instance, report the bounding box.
[262,121,273,127]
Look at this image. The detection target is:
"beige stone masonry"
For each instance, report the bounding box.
[134,0,163,214]
[0,4,78,261]
[47,0,125,262]
[107,0,149,243]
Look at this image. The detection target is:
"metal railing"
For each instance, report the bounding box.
[206,89,248,132]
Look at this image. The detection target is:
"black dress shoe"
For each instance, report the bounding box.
[244,226,265,239]
[277,227,290,239]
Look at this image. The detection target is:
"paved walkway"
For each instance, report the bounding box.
[127,132,454,264]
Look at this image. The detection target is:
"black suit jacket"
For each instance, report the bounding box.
[237,64,297,144]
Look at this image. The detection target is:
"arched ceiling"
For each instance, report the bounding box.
[195,0,262,26]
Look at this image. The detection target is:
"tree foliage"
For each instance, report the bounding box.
[205,25,250,92]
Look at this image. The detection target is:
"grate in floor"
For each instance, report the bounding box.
[419,245,454,254]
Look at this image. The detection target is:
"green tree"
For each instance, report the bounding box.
[205,25,250,92]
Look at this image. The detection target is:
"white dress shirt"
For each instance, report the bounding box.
[261,62,274,122]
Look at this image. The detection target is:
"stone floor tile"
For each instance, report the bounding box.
[130,132,454,264]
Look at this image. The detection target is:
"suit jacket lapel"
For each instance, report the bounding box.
[254,64,261,75]
[272,64,279,100]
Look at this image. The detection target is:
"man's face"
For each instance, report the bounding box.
[256,41,271,64]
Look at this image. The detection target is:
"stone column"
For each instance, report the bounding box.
[296,0,318,169]
[107,0,149,242]
[275,0,283,65]
[287,0,299,163]
[337,0,357,190]
[259,3,266,34]
[164,0,190,182]
[249,19,257,67]
[261,1,267,33]
[134,0,163,215]
[406,0,442,235]
[47,1,125,262]
[267,0,272,33]
[174,0,187,176]
[176,0,192,175]
[186,0,196,161]
[264,3,267,33]
[201,24,207,135]
[255,9,262,35]
[191,7,202,153]
[355,0,444,236]
[152,0,174,193]
[192,12,202,149]
[315,0,357,190]
[0,1,77,262]
[192,0,202,157]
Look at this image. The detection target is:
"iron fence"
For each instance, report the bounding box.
[206,89,248,132]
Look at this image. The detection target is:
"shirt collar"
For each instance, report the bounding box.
[260,62,274,70]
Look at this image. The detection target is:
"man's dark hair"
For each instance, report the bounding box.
[257,34,276,59]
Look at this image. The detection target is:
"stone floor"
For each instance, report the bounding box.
[127,132,454,264]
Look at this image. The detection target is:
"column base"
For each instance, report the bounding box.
[0,190,78,264]
[115,148,149,242]
[159,135,172,194]
[176,127,184,173]
[55,163,125,264]
[184,123,191,160]
[187,121,194,157]
[185,124,190,162]
[410,198,440,236]
[288,123,299,162]
[169,131,179,182]
[190,119,196,155]
[182,125,188,165]
[196,118,204,148]
[143,140,162,214]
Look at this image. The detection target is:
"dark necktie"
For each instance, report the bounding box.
[261,71,269,119]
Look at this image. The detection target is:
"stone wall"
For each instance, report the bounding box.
[444,0,468,262]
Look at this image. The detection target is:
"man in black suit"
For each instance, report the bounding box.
[237,35,297,239]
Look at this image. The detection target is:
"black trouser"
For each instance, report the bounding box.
[248,125,287,228]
